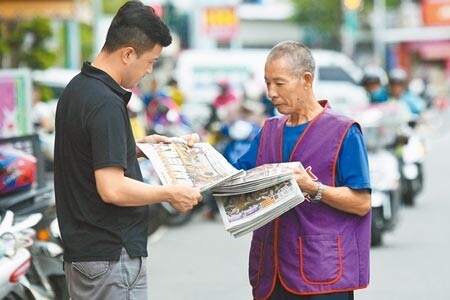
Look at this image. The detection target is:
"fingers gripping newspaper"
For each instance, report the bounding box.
[137,139,304,238]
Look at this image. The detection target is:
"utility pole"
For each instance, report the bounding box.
[372,0,386,67]
[341,0,362,57]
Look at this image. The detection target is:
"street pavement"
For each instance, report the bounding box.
[147,110,450,300]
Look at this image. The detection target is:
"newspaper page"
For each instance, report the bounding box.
[136,139,242,192]
[215,176,304,238]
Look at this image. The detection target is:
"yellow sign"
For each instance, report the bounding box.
[202,7,239,41]
[343,0,362,10]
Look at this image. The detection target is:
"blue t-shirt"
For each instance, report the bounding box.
[234,123,371,190]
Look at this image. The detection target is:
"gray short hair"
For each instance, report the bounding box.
[267,41,315,78]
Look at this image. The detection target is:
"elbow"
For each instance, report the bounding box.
[98,188,123,206]
[356,195,372,217]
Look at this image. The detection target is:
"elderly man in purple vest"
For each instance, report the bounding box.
[234,41,372,300]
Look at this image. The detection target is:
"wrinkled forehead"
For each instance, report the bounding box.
[264,57,296,78]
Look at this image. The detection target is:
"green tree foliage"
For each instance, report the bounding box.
[291,0,401,49]
[2,17,56,69]
[291,0,343,49]
[80,23,93,62]
[103,0,127,15]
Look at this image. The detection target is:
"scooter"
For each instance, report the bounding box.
[1,135,68,298]
[1,210,68,300]
[0,210,40,299]
[395,120,426,206]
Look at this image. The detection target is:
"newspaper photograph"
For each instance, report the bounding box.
[136,139,242,192]
[215,177,304,237]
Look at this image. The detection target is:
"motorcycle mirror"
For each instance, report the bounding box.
[9,213,42,234]
[0,211,14,235]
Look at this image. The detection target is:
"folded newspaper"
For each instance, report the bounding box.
[212,162,305,238]
[137,140,304,237]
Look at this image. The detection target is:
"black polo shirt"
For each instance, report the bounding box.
[54,62,148,262]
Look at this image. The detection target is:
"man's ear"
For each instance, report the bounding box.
[302,72,314,89]
[121,47,134,64]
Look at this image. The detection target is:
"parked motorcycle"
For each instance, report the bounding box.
[0,210,40,299]
[0,134,68,299]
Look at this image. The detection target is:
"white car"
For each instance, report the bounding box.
[312,49,369,115]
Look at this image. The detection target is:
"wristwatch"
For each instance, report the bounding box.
[311,182,323,203]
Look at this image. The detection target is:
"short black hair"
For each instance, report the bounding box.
[102,0,172,56]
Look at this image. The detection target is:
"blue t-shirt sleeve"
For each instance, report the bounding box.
[336,124,371,190]
[233,130,261,171]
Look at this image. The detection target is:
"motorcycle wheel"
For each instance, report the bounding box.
[402,180,415,206]
[49,275,69,300]
[4,285,36,300]
[371,208,384,247]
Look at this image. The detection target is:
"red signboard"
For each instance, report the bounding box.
[421,0,450,26]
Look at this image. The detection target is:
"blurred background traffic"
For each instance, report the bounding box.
[1,0,450,299]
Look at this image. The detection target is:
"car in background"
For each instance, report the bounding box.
[312,49,370,114]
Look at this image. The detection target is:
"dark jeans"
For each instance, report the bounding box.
[267,280,354,300]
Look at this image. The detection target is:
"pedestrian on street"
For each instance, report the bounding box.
[53,1,202,300]
[234,41,372,300]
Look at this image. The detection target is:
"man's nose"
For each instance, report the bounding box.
[267,86,277,100]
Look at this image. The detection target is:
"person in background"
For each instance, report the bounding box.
[361,66,389,104]
[164,77,185,108]
[388,68,426,118]
[31,85,54,133]
[53,2,202,299]
[234,41,371,300]
[213,80,238,109]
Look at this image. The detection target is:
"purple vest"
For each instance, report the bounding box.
[249,103,371,299]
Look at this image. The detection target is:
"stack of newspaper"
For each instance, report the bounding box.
[212,162,304,237]
[137,140,304,238]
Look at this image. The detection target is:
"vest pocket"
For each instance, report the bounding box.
[299,235,342,285]
[249,240,264,288]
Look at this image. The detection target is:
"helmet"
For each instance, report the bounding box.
[388,68,408,83]
[361,65,388,86]
[0,148,37,195]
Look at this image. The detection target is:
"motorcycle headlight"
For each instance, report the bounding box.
[371,191,389,208]
[402,163,419,180]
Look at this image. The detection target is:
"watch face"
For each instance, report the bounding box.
[312,182,323,202]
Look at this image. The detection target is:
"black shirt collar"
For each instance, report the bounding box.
[81,62,132,104]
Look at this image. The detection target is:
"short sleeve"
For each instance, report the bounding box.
[336,124,371,190]
[87,102,128,170]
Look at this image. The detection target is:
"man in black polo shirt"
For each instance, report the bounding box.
[54,1,202,299]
